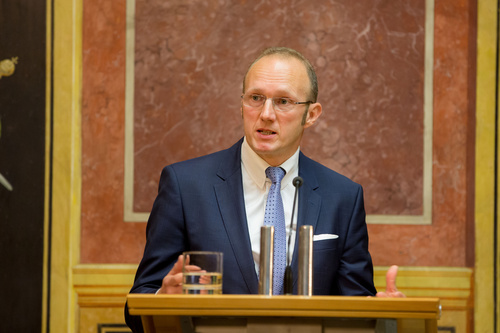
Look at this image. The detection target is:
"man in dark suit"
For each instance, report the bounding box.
[125,47,403,331]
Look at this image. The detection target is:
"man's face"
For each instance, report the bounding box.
[242,55,322,166]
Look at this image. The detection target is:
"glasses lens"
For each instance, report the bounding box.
[243,94,264,108]
[273,97,294,112]
[242,94,298,112]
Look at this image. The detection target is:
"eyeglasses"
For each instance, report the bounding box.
[241,93,313,112]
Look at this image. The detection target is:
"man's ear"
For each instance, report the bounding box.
[303,102,322,128]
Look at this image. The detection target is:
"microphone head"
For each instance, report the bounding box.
[292,176,303,188]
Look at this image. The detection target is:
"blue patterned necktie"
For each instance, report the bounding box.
[264,166,286,295]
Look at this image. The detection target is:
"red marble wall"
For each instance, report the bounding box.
[133,0,425,215]
[81,0,475,267]
[81,1,145,261]
[369,0,475,267]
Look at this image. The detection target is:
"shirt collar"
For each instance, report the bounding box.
[241,137,300,189]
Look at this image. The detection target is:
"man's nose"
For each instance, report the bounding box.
[260,98,277,120]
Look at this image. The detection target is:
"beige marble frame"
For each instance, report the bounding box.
[46,0,83,331]
[475,0,500,331]
[122,0,435,225]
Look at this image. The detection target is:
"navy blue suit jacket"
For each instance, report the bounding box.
[125,139,376,330]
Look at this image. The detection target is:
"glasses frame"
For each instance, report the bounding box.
[241,93,313,112]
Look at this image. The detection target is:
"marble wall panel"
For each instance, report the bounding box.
[81,1,145,263]
[80,0,474,266]
[132,0,426,216]
[368,0,473,266]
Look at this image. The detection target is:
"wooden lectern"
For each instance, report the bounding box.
[127,294,440,333]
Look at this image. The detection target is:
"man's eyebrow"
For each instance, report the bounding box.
[246,88,295,97]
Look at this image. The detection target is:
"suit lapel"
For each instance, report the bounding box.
[291,153,322,287]
[296,153,322,236]
[213,140,259,294]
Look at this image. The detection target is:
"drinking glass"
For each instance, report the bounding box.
[182,251,223,294]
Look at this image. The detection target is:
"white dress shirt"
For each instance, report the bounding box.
[241,137,299,274]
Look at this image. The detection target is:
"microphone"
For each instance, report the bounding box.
[284,176,303,295]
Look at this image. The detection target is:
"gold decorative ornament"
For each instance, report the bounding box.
[0,57,18,79]
[0,83,13,191]
[0,119,12,190]
[0,173,13,191]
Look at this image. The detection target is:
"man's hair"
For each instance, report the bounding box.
[242,47,319,103]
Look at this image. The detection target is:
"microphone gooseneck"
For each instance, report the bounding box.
[284,176,303,295]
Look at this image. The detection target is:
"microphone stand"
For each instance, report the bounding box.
[284,176,303,295]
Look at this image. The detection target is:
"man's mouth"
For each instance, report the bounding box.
[258,129,276,135]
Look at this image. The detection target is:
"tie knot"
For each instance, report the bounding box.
[266,167,286,184]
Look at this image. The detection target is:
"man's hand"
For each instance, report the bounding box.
[156,254,204,294]
[375,265,406,298]
[157,255,185,294]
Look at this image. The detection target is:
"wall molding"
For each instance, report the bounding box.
[73,264,472,333]
[475,0,500,331]
[74,264,472,301]
[74,264,136,307]
[48,0,83,332]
